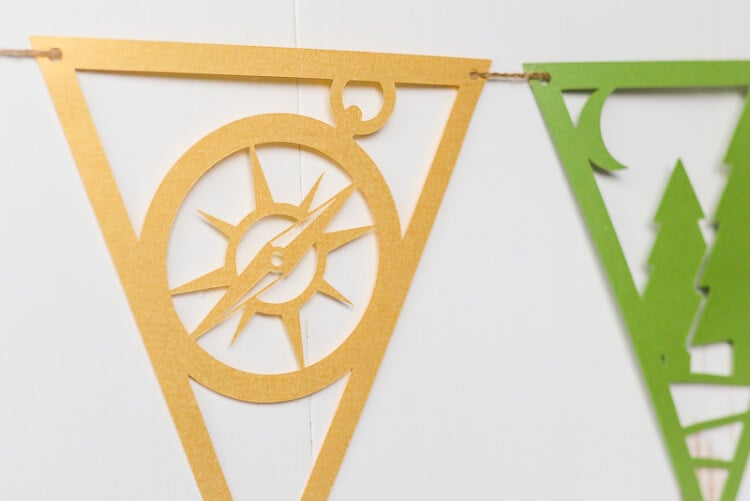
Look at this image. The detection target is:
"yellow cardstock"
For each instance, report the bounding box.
[32,36,488,499]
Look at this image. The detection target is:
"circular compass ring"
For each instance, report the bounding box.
[140,113,401,402]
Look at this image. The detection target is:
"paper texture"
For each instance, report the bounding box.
[33,36,488,500]
[527,61,750,500]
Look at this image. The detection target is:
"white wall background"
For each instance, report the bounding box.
[1,1,750,500]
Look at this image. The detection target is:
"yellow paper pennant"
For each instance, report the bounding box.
[33,36,488,500]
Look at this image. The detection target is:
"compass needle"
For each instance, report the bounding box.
[190,249,275,340]
[281,183,358,267]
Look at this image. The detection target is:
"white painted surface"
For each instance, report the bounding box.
[1,1,749,499]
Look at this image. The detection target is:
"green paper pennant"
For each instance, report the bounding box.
[526,61,750,501]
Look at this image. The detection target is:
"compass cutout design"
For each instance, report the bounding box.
[35,36,487,500]
[171,144,373,370]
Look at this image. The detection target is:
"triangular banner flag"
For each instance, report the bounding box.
[527,61,750,500]
[34,36,487,500]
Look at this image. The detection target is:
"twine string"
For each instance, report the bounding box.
[0,48,62,60]
[471,70,551,82]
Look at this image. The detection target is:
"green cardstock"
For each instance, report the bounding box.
[526,62,750,500]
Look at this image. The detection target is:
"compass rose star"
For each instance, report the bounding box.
[171,144,373,368]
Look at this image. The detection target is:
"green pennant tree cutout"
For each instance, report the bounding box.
[526,62,750,500]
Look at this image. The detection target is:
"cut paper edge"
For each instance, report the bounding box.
[525,61,750,501]
[687,421,743,462]
[690,342,734,377]
[191,374,352,500]
[310,375,351,469]
[190,379,311,500]
[355,86,458,236]
[670,384,750,428]
[34,36,489,500]
[696,467,728,501]
[560,91,592,127]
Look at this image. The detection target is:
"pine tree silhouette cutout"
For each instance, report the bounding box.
[693,118,750,381]
[526,62,750,500]
[642,160,706,377]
